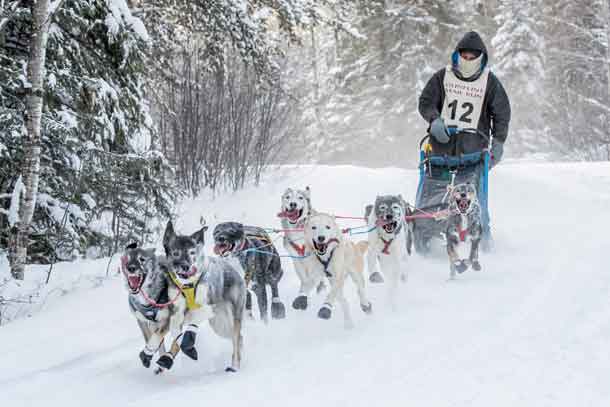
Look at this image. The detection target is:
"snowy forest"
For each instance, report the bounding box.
[0,0,609,277]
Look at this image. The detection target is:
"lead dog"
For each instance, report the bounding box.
[213,222,285,322]
[445,183,483,279]
[364,195,413,307]
[120,243,173,370]
[161,221,247,372]
[302,212,372,329]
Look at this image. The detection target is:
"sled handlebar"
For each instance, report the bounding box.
[419,127,493,150]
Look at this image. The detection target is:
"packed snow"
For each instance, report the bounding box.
[1,162,609,406]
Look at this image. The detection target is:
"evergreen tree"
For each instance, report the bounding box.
[0,0,174,269]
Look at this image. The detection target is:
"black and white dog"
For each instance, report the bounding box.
[161,221,247,372]
[120,243,173,370]
[445,183,483,279]
[365,195,413,307]
[213,222,286,323]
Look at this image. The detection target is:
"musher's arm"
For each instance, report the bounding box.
[418,69,446,124]
[487,73,511,143]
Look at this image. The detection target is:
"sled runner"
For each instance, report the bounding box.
[413,127,492,255]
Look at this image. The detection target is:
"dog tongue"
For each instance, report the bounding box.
[285,210,299,221]
[128,275,141,290]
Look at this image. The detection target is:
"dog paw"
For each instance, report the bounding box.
[369,271,384,284]
[182,346,198,361]
[139,350,152,368]
[156,354,174,370]
[471,261,481,271]
[180,330,197,351]
[453,260,468,274]
[271,301,286,319]
[225,366,238,373]
[360,302,373,314]
[292,295,308,310]
[318,305,332,320]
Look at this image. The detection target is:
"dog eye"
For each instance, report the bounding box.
[325,225,331,230]
[171,250,180,257]
[138,257,146,263]
[311,226,317,230]
[189,249,196,256]
[298,196,303,200]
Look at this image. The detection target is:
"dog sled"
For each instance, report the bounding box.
[413,127,492,255]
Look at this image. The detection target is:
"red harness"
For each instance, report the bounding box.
[380,237,394,255]
[288,240,306,257]
[458,226,468,242]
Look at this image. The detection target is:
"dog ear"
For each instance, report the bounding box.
[191,227,206,245]
[163,221,175,255]
[364,204,373,219]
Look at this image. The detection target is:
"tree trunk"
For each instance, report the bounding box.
[9,0,51,280]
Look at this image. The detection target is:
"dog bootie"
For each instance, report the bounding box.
[360,302,373,314]
[271,298,286,319]
[139,350,153,368]
[292,295,308,310]
[471,260,482,271]
[369,271,384,284]
[453,260,468,274]
[156,354,174,370]
[318,304,332,320]
[180,325,199,360]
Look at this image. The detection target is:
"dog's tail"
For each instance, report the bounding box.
[355,241,369,255]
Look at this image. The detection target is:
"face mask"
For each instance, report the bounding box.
[458,53,483,78]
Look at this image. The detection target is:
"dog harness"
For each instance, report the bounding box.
[168,271,202,311]
[378,223,403,255]
[316,249,335,278]
[287,239,306,257]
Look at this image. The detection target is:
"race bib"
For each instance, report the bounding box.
[441,67,490,129]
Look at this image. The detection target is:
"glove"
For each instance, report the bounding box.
[429,117,450,144]
[490,141,504,168]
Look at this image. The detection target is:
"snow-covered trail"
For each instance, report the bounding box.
[2,163,609,407]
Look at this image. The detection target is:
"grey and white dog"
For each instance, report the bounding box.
[120,243,173,370]
[213,222,285,323]
[365,195,413,306]
[161,221,247,372]
[445,183,483,279]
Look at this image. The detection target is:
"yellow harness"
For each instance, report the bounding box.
[168,271,202,311]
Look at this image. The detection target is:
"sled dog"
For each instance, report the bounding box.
[300,212,372,329]
[364,194,413,306]
[120,243,173,370]
[161,221,247,372]
[213,221,285,322]
[445,183,483,279]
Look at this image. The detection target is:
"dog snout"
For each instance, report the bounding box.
[317,235,326,243]
[289,202,297,210]
[460,192,467,198]
[127,265,138,273]
[179,264,190,273]
[385,213,394,220]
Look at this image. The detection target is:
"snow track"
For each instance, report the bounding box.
[2,163,609,406]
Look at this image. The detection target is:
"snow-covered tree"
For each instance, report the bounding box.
[0,0,174,276]
[492,0,547,155]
